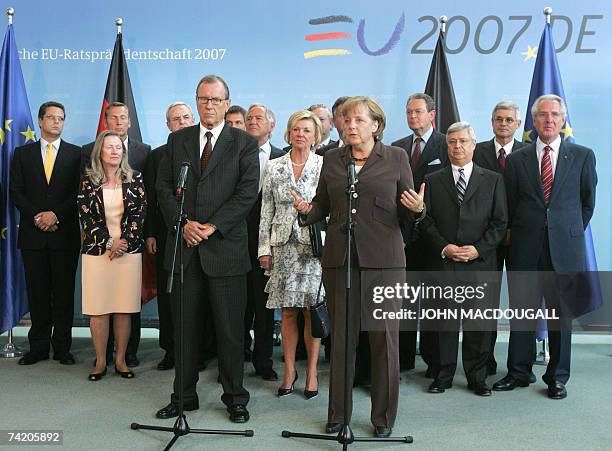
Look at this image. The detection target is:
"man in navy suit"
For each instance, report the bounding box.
[493,94,597,399]
[392,93,448,375]
[10,101,82,366]
[244,103,285,380]
[473,100,527,377]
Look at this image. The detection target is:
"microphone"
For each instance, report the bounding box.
[175,161,191,196]
[347,159,357,189]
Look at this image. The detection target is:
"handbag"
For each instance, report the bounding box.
[310,277,330,339]
[308,219,326,258]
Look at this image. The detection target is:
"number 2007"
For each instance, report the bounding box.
[194,48,226,60]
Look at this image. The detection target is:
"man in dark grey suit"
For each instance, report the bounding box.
[391,93,448,375]
[473,100,526,377]
[244,103,285,380]
[82,102,151,367]
[10,101,82,366]
[420,121,507,396]
[493,94,597,399]
[155,75,259,423]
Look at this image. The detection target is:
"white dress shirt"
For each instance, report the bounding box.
[258,140,272,191]
[199,121,225,156]
[40,137,61,162]
[451,161,474,185]
[494,139,516,159]
[536,136,560,177]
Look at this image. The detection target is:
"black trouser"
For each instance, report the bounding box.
[22,248,79,356]
[155,231,174,357]
[171,259,249,407]
[436,330,492,386]
[245,266,274,372]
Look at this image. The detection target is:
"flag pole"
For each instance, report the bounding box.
[544,7,552,24]
[0,6,25,359]
[115,17,122,35]
[440,15,447,35]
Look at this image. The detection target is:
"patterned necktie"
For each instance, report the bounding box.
[200,131,213,172]
[43,142,55,183]
[410,137,421,170]
[456,168,467,205]
[497,147,506,171]
[541,146,553,205]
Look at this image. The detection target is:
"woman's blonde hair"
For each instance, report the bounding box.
[284,110,322,148]
[86,130,134,185]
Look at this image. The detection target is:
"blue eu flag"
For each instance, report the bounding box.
[523,20,602,327]
[0,23,36,334]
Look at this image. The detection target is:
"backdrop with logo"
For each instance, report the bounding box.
[6,0,611,319]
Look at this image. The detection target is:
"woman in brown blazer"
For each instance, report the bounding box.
[292,97,425,437]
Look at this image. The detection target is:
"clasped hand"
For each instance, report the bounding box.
[183,220,216,247]
[443,244,480,262]
[34,211,58,232]
[109,238,128,260]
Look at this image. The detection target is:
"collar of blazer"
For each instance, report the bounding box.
[518,142,573,207]
[340,140,385,175]
[182,123,234,179]
[35,139,69,186]
[440,163,484,205]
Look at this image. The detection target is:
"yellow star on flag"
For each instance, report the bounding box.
[5,119,12,131]
[522,45,538,61]
[560,122,574,140]
[522,130,533,143]
[0,128,4,145]
[20,125,36,143]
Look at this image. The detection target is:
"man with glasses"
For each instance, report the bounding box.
[10,101,82,366]
[392,93,448,376]
[473,101,527,378]
[493,95,597,400]
[156,75,259,423]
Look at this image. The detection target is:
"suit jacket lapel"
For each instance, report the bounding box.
[550,143,573,205]
[522,146,546,205]
[202,124,232,179]
[48,140,68,186]
[462,165,483,204]
[182,125,201,178]
[485,140,499,170]
[33,141,47,184]
[441,166,459,205]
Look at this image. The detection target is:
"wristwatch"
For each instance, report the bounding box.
[106,237,114,250]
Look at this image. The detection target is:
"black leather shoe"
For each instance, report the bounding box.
[468,381,492,397]
[18,352,49,365]
[428,380,451,394]
[157,354,174,371]
[125,354,139,367]
[115,367,135,379]
[529,373,537,384]
[54,352,75,365]
[258,368,279,381]
[547,381,567,400]
[88,367,107,381]
[227,404,249,423]
[374,426,393,438]
[325,422,342,434]
[155,402,199,419]
[492,375,530,391]
[278,371,298,397]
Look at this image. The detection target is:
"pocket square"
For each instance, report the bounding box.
[428,158,442,165]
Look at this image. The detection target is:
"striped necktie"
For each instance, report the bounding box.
[43,142,55,183]
[456,168,466,205]
[541,146,553,205]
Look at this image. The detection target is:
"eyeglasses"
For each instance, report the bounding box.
[44,115,65,122]
[196,97,227,106]
[169,114,192,122]
[494,116,516,124]
[406,109,428,116]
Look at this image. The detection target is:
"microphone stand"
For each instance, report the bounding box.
[131,171,253,449]
[282,159,412,449]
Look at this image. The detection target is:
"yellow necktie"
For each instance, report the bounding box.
[43,143,55,183]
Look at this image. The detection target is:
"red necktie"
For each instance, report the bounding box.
[497,147,506,171]
[200,131,213,172]
[541,146,553,205]
[410,137,421,170]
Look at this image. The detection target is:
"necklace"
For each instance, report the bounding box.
[291,160,306,167]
